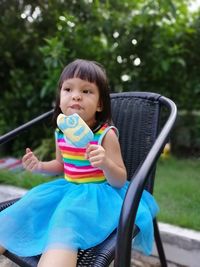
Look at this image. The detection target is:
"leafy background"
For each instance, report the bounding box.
[0,0,200,157]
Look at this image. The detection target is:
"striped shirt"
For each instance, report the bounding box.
[56,124,117,184]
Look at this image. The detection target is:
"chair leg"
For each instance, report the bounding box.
[153,219,167,267]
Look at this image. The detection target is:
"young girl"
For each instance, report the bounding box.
[0,59,158,267]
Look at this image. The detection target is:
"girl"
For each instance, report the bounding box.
[0,59,158,267]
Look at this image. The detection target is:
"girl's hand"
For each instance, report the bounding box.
[85,130,127,188]
[22,148,41,172]
[85,144,106,169]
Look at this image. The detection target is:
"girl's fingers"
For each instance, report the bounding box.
[86,144,98,153]
[23,158,32,169]
[22,148,39,171]
[90,155,102,162]
[28,161,37,171]
[88,150,98,158]
[23,152,33,161]
[22,154,34,167]
[86,145,103,157]
[26,148,31,154]
[25,159,38,171]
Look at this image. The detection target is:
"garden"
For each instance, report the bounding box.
[0,0,200,232]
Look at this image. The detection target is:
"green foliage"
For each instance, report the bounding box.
[33,137,55,161]
[172,112,200,157]
[0,0,200,156]
[0,169,54,189]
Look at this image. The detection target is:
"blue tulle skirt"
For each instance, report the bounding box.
[0,178,158,257]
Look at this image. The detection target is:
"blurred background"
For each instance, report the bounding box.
[0,0,200,232]
[1,0,200,158]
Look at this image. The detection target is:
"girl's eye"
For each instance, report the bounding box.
[64,88,71,92]
[83,89,91,94]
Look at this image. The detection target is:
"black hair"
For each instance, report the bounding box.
[53,59,111,128]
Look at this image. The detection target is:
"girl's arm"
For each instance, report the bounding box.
[86,129,127,188]
[38,142,64,174]
[22,141,64,175]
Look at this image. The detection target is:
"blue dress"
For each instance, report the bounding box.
[0,125,159,257]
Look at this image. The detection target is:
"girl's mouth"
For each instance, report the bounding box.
[70,104,82,110]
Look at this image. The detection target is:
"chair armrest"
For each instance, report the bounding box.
[0,198,20,212]
[0,110,54,146]
[114,96,177,267]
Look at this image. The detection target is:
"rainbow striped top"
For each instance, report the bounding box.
[56,124,118,184]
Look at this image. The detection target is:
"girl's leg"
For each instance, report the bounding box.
[0,246,5,254]
[38,249,77,267]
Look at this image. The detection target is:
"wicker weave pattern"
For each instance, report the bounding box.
[111,95,159,180]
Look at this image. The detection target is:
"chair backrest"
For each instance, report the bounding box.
[111,92,161,191]
[0,91,163,193]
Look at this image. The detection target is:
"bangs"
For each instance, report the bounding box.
[59,59,106,87]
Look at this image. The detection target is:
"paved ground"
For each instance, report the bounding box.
[0,254,183,267]
[0,185,199,267]
[0,256,19,267]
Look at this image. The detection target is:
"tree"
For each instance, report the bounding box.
[0,0,200,155]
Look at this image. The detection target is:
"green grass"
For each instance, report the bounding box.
[0,156,200,231]
[154,156,200,231]
[0,170,54,189]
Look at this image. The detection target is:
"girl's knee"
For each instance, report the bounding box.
[0,246,6,255]
[38,249,77,267]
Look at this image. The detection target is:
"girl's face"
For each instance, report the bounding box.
[59,77,102,128]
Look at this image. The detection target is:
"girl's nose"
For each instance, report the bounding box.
[72,93,81,101]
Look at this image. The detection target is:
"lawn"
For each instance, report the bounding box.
[0,156,199,231]
[154,156,200,231]
[0,169,54,189]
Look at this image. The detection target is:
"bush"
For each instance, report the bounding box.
[172,111,200,157]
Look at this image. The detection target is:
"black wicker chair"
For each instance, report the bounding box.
[0,92,177,267]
